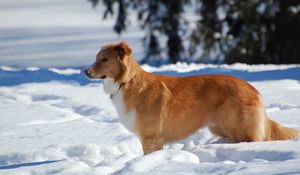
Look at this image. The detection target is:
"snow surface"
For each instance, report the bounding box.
[0,66,300,175]
[0,0,143,68]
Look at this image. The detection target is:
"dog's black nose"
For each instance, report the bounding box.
[84,69,91,76]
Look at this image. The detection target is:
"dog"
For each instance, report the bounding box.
[84,41,299,155]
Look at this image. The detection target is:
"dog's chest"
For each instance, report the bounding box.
[103,79,137,133]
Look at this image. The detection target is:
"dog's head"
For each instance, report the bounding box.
[84,42,132,81]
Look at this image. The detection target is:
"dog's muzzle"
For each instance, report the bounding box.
[84,68,92,78]
[84,68,106,79]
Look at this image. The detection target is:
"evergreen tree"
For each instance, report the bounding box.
[89,0,186,64]
[88,0,300,64]
[190,0,300,64]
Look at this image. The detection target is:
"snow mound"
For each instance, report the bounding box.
[48,68,81,75]
[115,150,199,174]
[142,62,300,73]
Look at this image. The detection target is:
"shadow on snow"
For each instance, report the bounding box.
[0,67,299,86]
[0,159,64,170]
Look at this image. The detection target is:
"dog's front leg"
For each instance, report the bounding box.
[141,135,164,155]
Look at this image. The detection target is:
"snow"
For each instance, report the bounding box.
[0,66,300,175]
[142,62,300,73]
[1,0,300,174]
[0,0,144,68]
[48,68,81,75]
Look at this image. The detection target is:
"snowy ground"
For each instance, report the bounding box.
[0,65,300,175]
[0,0,143,68]
[1,0,300,174]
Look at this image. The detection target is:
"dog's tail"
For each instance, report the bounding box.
[264,118,299,141]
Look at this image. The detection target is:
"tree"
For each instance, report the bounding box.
[88,0,300,64]
[190,0,300,64]
[89,0,186,64]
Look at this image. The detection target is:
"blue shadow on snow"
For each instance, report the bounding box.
[0,159,64,170]
[0,67,299,86]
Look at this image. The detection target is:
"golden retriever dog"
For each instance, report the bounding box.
[84,41,299,155]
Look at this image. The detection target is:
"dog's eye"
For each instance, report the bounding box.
[102,58,108,62]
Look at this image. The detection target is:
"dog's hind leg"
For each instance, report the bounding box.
[209,126,227,138]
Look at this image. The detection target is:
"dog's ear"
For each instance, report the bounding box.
[115,41,132,60]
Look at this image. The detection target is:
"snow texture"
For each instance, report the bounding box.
[0,0,143,68]
[0,66,300,175]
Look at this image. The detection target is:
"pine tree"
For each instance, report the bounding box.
[266,0,300,64]
[88,0,300,64]
[89,0,186,64]
[190,0,300,64]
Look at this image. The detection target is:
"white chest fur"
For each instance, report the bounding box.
[103,78,137,133]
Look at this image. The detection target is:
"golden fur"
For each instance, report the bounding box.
[84,41,299,155]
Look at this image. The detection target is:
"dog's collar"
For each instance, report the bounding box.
[110,82,125,99]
